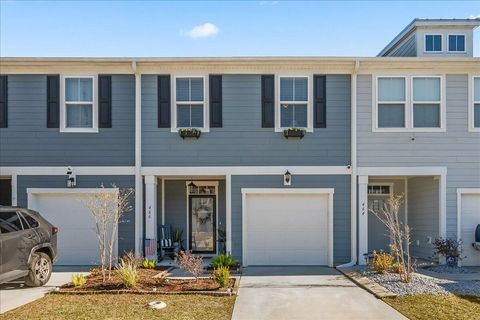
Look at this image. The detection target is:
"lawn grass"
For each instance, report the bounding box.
[0,293,236,320]
[383,294,480,320]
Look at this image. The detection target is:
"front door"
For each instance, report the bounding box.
[189,195,216,254]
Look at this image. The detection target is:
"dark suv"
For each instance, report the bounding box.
[0,207,58,286]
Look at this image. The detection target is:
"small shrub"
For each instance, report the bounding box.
[116,253,139,289]
[212,266,230,288]
[433,238,463,267]
[368,250,394,274]
[141,258,157,269]
[391,262,404,274]
[71,273,86,287]
[211,253,239,269]
[177,251,203,280]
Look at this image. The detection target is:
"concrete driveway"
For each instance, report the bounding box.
[0,266,89,314]
[232,266,406,320]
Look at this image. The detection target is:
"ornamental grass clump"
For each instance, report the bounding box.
[141,258,157,269]
[368,250,394,274]
[116,252,139,289]
[177,251,203,281]
[211,253,239,269]
[212,266,231,288]
[71,273,86,287]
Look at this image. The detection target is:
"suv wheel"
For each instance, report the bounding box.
[24,252,52,287]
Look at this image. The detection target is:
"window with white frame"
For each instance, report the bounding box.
[425,34,442,52]
[278,76,310,129]
[375,75,443,131]
[174,77,206,130]
[377,77,406,128]
[473,76,480,130]
[448,34,465,52]
[62,76,97,132]
[412,77,441,128]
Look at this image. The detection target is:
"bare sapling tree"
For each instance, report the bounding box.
[369,194,413,283]
[82,184,134,282]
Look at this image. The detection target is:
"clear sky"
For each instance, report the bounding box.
[1,1,479,57]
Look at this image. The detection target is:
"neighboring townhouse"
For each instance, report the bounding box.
[0,18,479,268]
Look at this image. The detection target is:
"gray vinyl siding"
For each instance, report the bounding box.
[16,175,136,255]
[141,74,351,166]
[357,74,480,239]
[408,177,439,259]
[162,180,226,252]
[230,175,351,265]
[0,75,135,166]
[390,34,417,57]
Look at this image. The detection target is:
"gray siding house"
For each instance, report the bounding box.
[0,18,479,267]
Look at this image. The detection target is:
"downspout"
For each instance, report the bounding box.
[133,60,144,257]
[337,59,359,269]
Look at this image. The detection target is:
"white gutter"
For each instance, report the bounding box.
[337,60,359,269]
[133,60,144,257]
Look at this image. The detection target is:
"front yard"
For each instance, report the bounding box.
[0,293,236,320]
[384,294,480,320]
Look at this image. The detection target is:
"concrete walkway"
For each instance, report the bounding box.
[0,267,89,314]
[231,266,406,320]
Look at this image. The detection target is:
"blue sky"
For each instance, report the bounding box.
[1,1,479,57]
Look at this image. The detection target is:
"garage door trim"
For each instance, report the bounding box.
[457,188,480,267]
[241,188,334,267]
[27,187,119,265]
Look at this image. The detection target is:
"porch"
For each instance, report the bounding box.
[357,168,446,265]
[144,176,227,260]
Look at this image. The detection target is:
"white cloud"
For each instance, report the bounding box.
[470,14,480,19]
[182,22,219,39]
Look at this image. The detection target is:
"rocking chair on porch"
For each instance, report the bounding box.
[158,224,175,260]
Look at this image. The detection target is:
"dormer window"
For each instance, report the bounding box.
[425,34,442,52]
[448,34,465,52]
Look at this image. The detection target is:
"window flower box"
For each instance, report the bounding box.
[283,128,306,139]
[179,128,201,139]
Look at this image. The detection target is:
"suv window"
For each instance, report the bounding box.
[0,211,23,233]
[21,213,39,229]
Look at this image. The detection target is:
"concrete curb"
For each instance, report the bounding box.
[336,267,397,299]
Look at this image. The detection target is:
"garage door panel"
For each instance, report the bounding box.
[461,194,480,266]
[245,192,329,266]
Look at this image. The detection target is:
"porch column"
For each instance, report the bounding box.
[145,176,158,259]
[358,175,369,265]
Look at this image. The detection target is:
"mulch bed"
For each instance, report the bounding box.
[60,268,235,293]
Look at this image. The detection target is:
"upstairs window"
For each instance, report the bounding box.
[174,77,207,131]
[412,77,441,128]
[448,34,465,52]
[61,76,97,132]
[277,76,312,131]
[471,76,480,131]
[377,77,406,128]
[425,34,442,52]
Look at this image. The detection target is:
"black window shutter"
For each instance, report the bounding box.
[98,75,112,128]
[47,75,60,128]
[158,75,171,128]
[209,75,222,128]
[0,76,7,128]
[261,75,274,128]
[313,75,327,128]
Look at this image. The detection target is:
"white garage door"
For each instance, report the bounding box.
[29,190,116,266]
[244,192,330,266]
[461,194,480,266]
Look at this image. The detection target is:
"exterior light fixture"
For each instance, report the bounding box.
[66,166,76,188]
[284,170,292,186]
[188,181,197,193]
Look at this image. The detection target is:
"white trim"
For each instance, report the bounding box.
[185,181,219,254]
[350,69,358,264]
[134,73,143,257]
[0,167,135,176]
[60,75,98,133]
[275,75,313,132]
[404,177,408,226]
[225,174,232,254]
[142,166,351,176]
[11,174,17,206]
[424,34,443,53]
[469,75,480,132]
[358,175,368,265]
[456,188,480,267]
[373,75,446,132]
[241,188,334,267]
[171,75,209,133]
[357,166,447,176]
[161,179,165,225]
[446,33,467,54]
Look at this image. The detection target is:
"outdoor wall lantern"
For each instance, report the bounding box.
[188,181,197,193]
[283,170,292,186]
[66,166,76,188]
